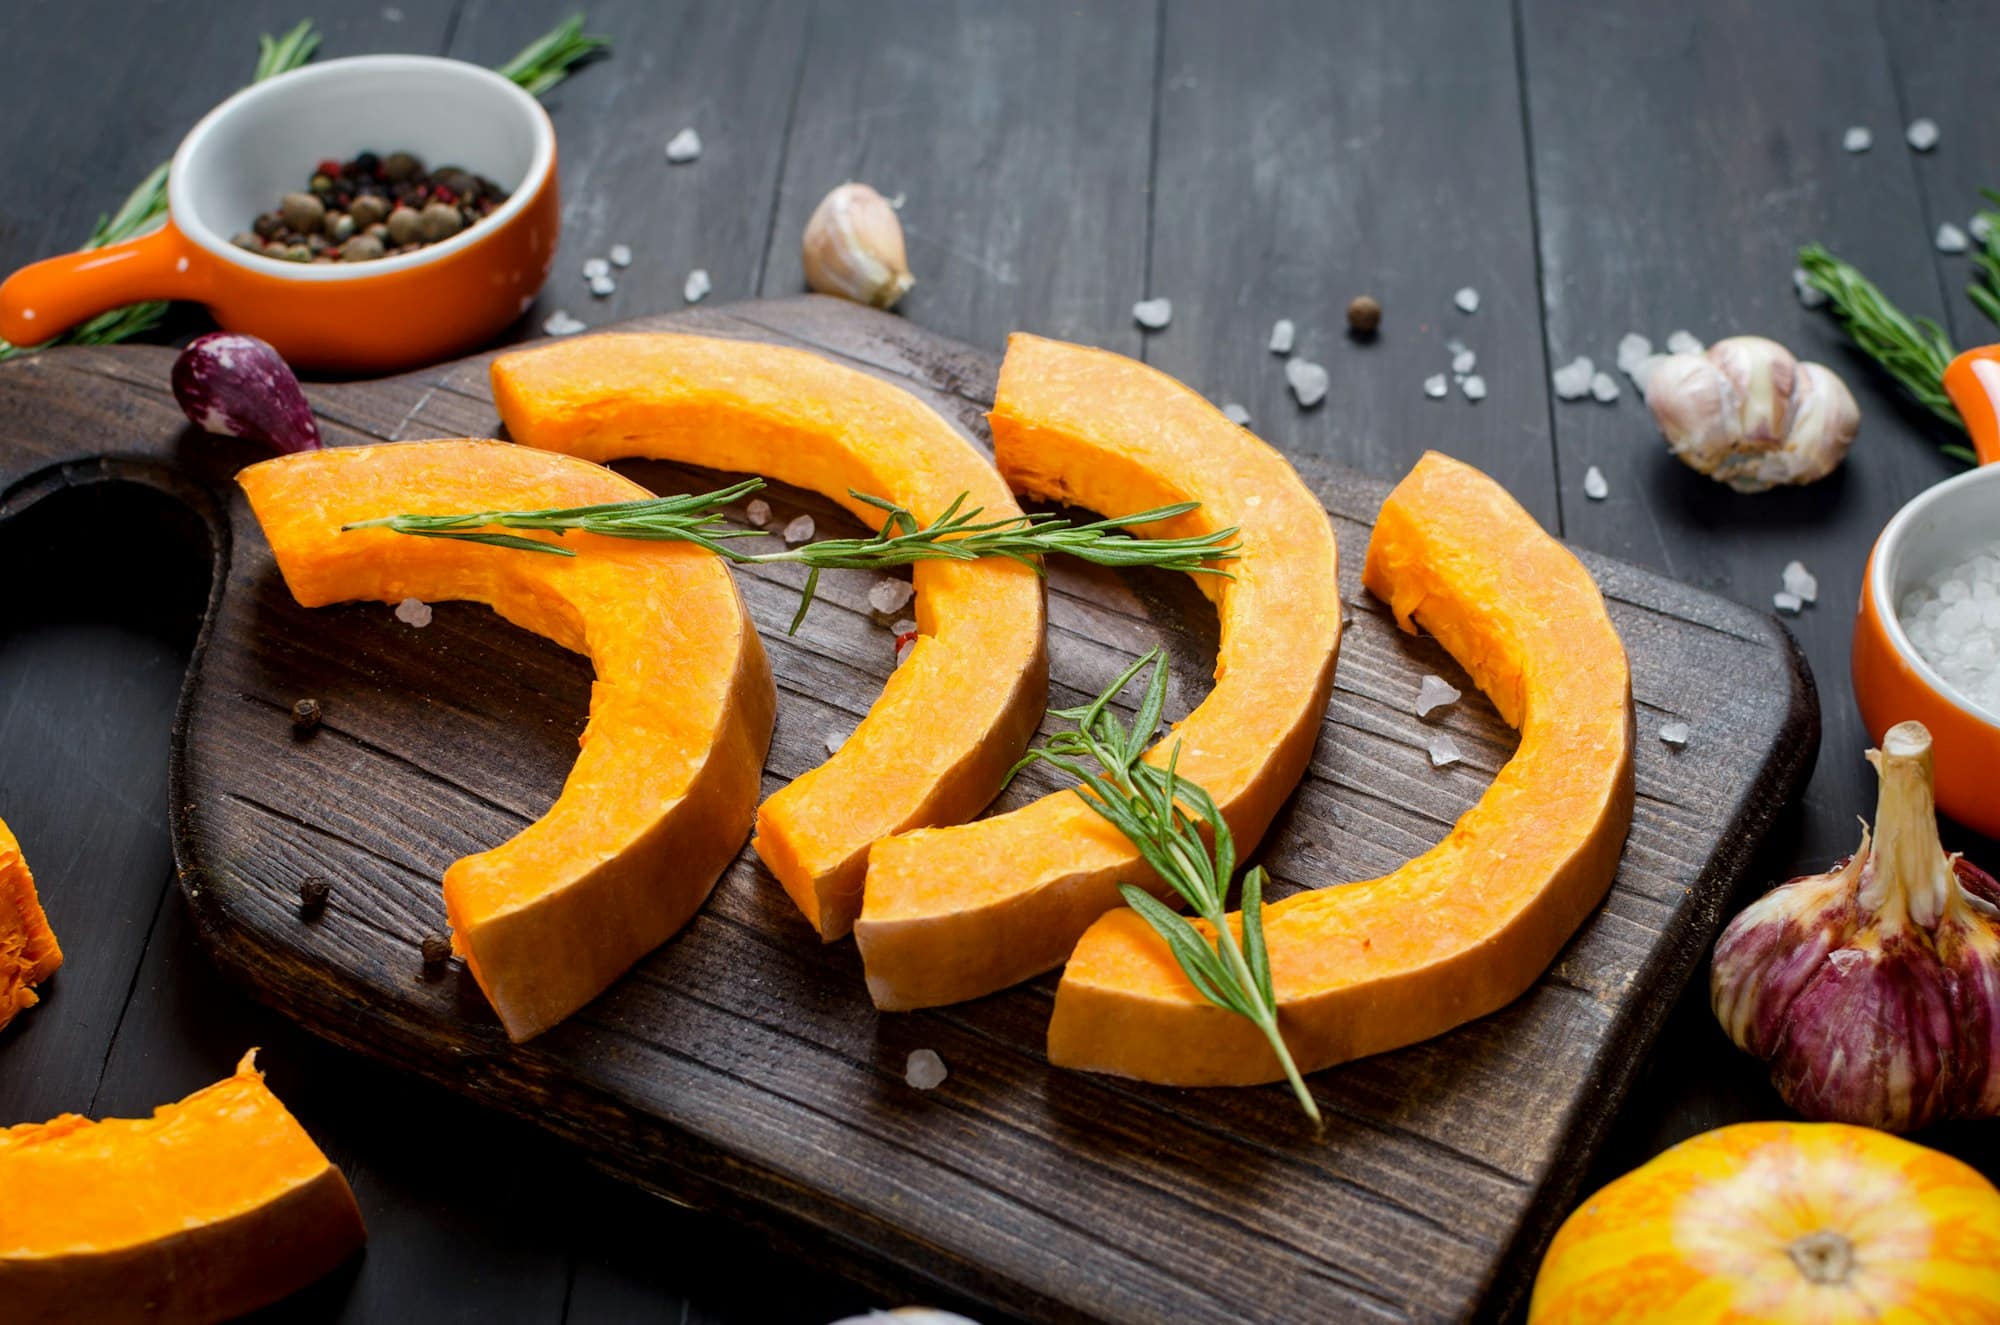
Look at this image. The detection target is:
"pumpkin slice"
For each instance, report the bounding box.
[855,333,1343,1009]
[0,1049,365,1325]
[0,816,61,1032]
[1050,451,1635,1083]
[241,440,775,1041]
[491,333,1047,940]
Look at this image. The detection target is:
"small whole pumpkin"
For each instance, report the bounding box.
[1529,1121,2000,1323]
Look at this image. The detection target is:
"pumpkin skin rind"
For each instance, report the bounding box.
[854,333,1342,1010]
[0,1050,366,1325]
[490,333,1048,941]
[0,816,61,1031]
[1529,1121,2000,1324]
[240,440,775,1041]
[1048,450,1634,1082]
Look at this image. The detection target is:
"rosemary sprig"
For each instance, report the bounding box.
[496,13,611,96]
[1797,245,1966,444]
[1969,190,2000,330]
[254,18,322,83]
[346,479,1241,634]
[1008,649,1318,1124]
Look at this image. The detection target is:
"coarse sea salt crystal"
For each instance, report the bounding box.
[868,579,915,614]
[589,272,616,298]
[895,635,917,666]
[745,498,772,527]
[891,618,918,637]
[1782,560,1818,604]
[582,256,610,280]
[783,514,815,545]
[905,1048,947,1090]
[684,268,711,303]
[1552,356,1594,400]
[542,310,585,336]
[1843,126,1873,153]
[1423,373,1449,399]
[1461,374,1487,402]
[1589,371,1620,403]
[395,597,432,628]
[1937,223,1970,254]
[665,127,702,163]
[1452,348,1477,375]
[1133,298,1172,330]
[1415,674,1461,717]
[1222,402,1251,426]
[1907,117,1940,152]
[1895,536,2000,719]
[1287,358,1329,407]
[1666,330,1704,356]
[824,729,849,756]
[1973,214,1995,245]
[608,243,633,268]
[1454,287,1480,314]
[1426,732,1462,768]
[1616,334,1653,379]
[1658,720,1691,748]
[1268,318,1296,354]
[1793,267,1829,309]
[1774,591,1803,614]
[1584,466,1609,500]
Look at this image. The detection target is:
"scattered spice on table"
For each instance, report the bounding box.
[1222,402,1251,426]
[1346,296,1381,336]
[235,152,508,263]
[298,877,330,914]
[394,597,432,627]
[290,697,322,731]
[1461,374,1488,402]
[1426,731,1462,767]
[420,934,453,969]
[1935,223,1969,254]
[1423,372,1448,399]
[542,310,586,337]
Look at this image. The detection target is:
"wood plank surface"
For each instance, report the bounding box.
[0,298,1814,1323]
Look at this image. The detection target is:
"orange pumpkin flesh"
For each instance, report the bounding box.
[854,333,1342,1010]
[240,440,775,1041]
[0,816,61,1032]
[0,1050,365,1325]
[1529,1122,2000,1324]
[1049,451,1634,1082]
[490,333,1048,941]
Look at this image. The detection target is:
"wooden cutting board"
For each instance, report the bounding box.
[0,297,1816,1325]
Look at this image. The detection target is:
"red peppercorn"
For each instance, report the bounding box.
[432,187,456,205]
[316,158,344,179]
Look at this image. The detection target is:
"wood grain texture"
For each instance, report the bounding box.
[0,299,1814,1323]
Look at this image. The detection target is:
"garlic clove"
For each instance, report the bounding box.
[1708,335,1797,443]
[802,182,915,310]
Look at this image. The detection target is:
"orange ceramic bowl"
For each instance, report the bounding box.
[1852,347,2000,837]
[0,55,558,374]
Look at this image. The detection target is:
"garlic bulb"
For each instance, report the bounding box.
[1644,335,1859,493]
[1711,721,2000,1132]
[802,182,914,310]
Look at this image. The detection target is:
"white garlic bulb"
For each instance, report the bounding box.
[802,182,915,310]
[1644,335,1859,493]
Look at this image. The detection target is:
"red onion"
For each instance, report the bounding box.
[170,332,320,454]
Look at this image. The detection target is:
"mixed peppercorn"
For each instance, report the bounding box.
[233,151,508,264]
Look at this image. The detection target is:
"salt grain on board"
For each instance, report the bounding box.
[824,729,849,756]
[1843,126,1873,153]
[1415,674,1462,717]
[1616,334,1654,380]
[1584,466,1609,500]
[1665,330,1704,356]
[1553,357,1594,400]
[1793,267,1829,309]
[1222,403,1251,426]
[905,1049,948,1090]
[745,498,772,527]
[1974,214,1995,245]
[891,618,918,637]
[868,579,915,614]
[1452,349,1477,375]
[684,269,712,303]
[589,273,615,298]
[665,127,702,163]
[608,243,633,268]
[395,597,432,628]
[783,514,816,545]
[1461,374,1488,402]
[1268,318,1296,354]
[1774,591,1803,615]
[1427,732,1462,768]
[1937,223,1970,254]
[1287,358,1329,408]
[1658,721,1691,748]
[542,310,585,336]
[1133,298,1172,330]
[1423,373,1449,399]
[1589,372,1620,403]
[1782,560,1819,604]
[1453,287,1480,314]
[582,257,610,280]
[1907,117,1940,152]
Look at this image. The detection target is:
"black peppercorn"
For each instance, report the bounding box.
[291,697,322,730]
[298,876,330,912]
[420,934,453,967]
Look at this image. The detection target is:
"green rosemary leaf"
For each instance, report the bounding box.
[395,529,576,555]
[254,19,321,83]
[1971,190,2000,330]
[1241,866,1274,1006]
[1119,886,1245,1015]
[497,13,611,96]
[1797,244,1965,441]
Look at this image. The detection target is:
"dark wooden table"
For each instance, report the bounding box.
[3,3,1996,1321]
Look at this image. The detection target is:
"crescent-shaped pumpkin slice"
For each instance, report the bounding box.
[240,440,775,1041]
[0,1050,365,1325]
[854,333,1343,1009]
[0,816,62,1032]
[490,333,1048,940]
[1049,451,1635,1083]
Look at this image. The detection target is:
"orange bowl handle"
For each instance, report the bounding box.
[1943,346,2000,466]
[0,223,208,349]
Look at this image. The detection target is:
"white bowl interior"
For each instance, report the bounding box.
[1873,462,2000,726]
[169,55,551,280]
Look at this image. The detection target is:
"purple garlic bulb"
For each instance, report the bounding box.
[1712,721,2000,1132]
[170,331,321,454]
